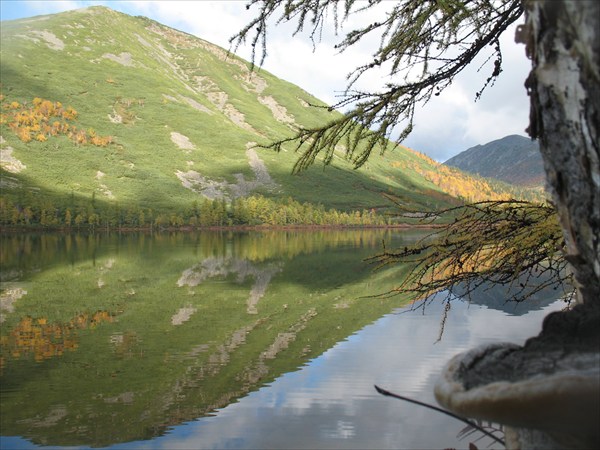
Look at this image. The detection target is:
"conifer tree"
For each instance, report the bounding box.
[233,0,599,307]
[233,0,523,171]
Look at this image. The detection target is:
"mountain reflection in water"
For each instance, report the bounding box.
[0,231,564,449]
[452,274,566,315]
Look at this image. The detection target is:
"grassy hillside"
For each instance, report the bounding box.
[0,6,529,227]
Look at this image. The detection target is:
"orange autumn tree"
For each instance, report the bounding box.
[0,95,112,147]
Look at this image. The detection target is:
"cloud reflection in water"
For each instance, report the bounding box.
[139,297,562,450]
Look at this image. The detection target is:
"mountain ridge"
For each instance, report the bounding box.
[444,134,545,187]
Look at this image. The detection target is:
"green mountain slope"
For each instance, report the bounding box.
[0,6,521,226]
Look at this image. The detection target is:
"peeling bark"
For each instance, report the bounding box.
[524,0,600,305]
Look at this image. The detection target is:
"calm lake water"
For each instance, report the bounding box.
[0,230,563,449]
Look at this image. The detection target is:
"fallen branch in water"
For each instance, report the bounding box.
[373,384,505,447]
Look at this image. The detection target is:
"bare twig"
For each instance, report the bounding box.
[374,385,505,447]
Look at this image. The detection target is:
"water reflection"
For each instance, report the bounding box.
[0,231,564,449]
[1,311,113,364]
[150,297,561,450]
[176,257,283,314]
[0,230,415,447]
[452,275,566,315]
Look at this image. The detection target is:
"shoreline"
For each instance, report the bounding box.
[0,222,443,234]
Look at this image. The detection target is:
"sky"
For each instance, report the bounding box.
[0,0,533,162]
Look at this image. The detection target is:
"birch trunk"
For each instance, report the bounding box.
[523,0,599,305]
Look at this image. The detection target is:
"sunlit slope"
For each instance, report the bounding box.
[0,6,502,215]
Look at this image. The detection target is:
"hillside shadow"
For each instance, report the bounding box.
[1,160,431,293]
[0,63,58,101]
[264,162,456,211]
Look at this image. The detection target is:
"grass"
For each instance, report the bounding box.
[0,5,466,222]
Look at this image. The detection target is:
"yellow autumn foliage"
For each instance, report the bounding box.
[0,95,112,147]
[0,310,114,371]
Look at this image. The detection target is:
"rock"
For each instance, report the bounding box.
[435,304,600,449]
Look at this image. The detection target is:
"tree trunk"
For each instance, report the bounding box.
[523,0,599,306]
[435,4,600,448]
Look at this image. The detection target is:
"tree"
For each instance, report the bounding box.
[64,208,72,227]
[521,0,599,307]
[232,0,523,171]
[233,0,597,303]
[233,0,599,447]
[368,199,571,306]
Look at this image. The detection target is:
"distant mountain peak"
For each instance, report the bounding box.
[444,135,545,187]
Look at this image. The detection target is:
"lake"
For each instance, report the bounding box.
[0,230,564,449]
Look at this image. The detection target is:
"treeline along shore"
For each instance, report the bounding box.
[1,193,436,231]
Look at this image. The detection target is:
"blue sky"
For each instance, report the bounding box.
[0,0,533,161]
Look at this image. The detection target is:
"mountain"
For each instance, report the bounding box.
[0,7,531,227]
[444,135,545,187]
